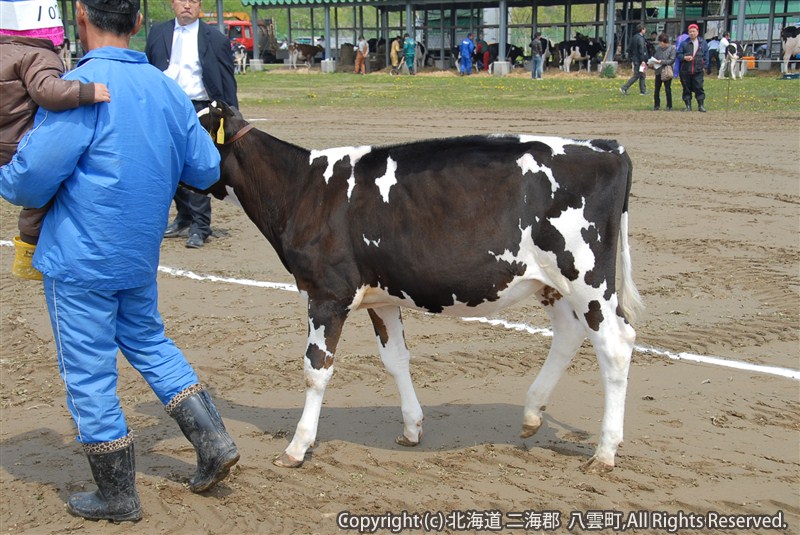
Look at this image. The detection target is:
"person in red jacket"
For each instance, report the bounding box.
[676,23,710,112]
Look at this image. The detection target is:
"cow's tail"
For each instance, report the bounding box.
[618,157,644,325]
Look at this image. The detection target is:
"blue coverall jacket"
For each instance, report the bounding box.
[0,46,221,443]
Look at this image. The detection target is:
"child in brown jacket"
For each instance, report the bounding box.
[1,0,110,279]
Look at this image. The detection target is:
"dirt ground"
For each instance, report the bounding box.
[1,103,798,535]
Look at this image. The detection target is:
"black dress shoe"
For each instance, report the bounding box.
[186,233,205,249]
[164,221,189,238]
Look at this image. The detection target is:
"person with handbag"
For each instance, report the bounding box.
[652,33,676,111]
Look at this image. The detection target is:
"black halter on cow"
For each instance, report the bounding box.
[197,101,644,472]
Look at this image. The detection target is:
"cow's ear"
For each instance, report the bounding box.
[196,105,217,136]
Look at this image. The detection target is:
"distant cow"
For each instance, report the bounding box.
[487,43,526,67]
[781,26,800,72]
[288,42,323,68]
[540,37,554,69]
[197,101,644,472]
[720,42,745,79]
[415,42,427,70]
[559,35,605,72]
[527,37,555,70]
[232,43,248,74]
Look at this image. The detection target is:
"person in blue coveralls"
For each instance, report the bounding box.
[459,32,475,75]
[0,0,239,523]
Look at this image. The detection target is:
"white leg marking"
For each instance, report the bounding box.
[283,360,334,463]
[586,307,636,468]
[307,316,330,356]
[370,306,424,445]
[280,317,336,466]
[522,298,586,436]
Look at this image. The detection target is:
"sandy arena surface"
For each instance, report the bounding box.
[1,104,798,534]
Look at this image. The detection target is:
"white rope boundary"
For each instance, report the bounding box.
[157,265,800,382]
[1,240,796,381]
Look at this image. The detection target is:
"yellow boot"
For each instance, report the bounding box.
[11,236,43,281]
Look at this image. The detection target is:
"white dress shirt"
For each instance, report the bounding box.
[164,19,209,101]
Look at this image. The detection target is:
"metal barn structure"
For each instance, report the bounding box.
[238,0,798,67]
[57,0,800,69]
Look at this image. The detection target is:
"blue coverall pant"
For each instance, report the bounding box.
[43,276,199,444]
[460,54,472,75]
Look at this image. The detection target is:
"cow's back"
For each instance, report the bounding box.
[301,135,631,313]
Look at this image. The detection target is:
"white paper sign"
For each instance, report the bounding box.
[0,0,63,31]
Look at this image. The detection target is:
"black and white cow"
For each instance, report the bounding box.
[720,42,745,79]
[232,43,248,75]
[781,26,800,72]
[487,43,526,67]
[558,36,606,72]
[197,102,644,472]
[540,37,555,69]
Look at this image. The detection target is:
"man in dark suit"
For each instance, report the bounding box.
[145,0,238,248]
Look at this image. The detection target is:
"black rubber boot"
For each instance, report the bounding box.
[167,385,239,492]
[67,433,142,522]
[697,99,707,112]
[683,100,692,112]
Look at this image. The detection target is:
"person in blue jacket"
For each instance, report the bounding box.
[0,0,239,522]
[459,32,475,75]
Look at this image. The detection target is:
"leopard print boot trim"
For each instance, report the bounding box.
[165,383,205,415]
[82,431,133,455]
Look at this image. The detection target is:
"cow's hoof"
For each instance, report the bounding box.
[520,423,541,438]
[273,453,304,468]
[395,435,420,447]
[580,456,614,473]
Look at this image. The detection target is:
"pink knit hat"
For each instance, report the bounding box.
[0,0,65,47]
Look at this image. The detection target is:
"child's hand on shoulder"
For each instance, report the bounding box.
[94,83,111,103]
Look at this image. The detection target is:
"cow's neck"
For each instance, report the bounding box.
[225,130,310,273]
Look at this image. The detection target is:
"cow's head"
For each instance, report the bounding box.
[198,100,248,147]
[195,101,253,200]
[781,26,800,41]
